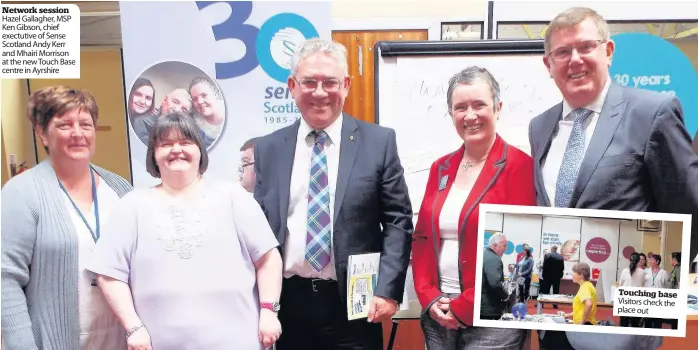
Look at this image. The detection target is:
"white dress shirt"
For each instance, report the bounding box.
[541,78,612,206]
[284,114,343,280]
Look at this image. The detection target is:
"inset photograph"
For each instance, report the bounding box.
[474,204,692,338]
[126,60,226,150]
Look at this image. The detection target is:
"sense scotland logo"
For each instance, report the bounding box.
[257,12,319,83]
[197,1,319,83]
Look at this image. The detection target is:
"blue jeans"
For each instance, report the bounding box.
[420,294,526,350]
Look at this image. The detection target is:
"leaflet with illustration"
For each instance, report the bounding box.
[347,252,380,320]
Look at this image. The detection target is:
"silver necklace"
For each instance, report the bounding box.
[460,157,487,171]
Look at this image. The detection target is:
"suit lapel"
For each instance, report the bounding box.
[278,121,300,231]
[334,115,359,222]
[570,84,627,207]
[536,104,563,207]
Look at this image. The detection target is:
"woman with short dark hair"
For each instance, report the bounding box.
[86,112,283,349]
[2,85,132,349]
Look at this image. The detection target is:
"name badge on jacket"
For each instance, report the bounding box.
[438,175,449,191]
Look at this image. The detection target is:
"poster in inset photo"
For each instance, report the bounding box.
[474,204,692,339]
[126,60,227,150]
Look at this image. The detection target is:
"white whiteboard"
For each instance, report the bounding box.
[376,41,562,212]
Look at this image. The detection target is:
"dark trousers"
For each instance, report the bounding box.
[518,278,531,303]
[539,278,547,294]
[620,316,642,327]
[548,278,561,294]
[276,276,383,350]
[540,278,561,294]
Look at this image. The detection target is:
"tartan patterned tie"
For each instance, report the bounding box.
[306,130,332,271]
[554,108,593,208]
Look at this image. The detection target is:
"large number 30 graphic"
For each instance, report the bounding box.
[196,1,319,83]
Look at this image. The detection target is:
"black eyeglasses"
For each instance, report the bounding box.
[548,40,606,62]
[238,161,254,173]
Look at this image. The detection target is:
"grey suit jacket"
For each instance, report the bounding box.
[529,83,698,350]
[253,114,414,306]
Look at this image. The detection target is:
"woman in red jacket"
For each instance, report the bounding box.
[412,66,536,349]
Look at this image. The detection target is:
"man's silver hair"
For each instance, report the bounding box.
[289,38,349,78]
[488,232,507,247]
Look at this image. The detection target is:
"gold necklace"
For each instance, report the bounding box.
[460,157,487,171]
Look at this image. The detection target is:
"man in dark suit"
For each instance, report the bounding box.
[528,7,698,350]
[541,245,564,308]
[253,38,414,350]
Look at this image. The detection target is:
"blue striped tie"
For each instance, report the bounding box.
[306,130,331,271]
[554,108,593,208]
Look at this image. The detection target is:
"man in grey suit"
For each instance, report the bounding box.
[253,38,414,350]
[529,7,698,350]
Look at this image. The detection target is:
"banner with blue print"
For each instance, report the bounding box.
[119,1,332,187]
[609,33,698,147]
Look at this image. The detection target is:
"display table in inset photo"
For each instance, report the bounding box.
[536,294,614,315]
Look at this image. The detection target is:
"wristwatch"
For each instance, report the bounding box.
[261,301,281,313]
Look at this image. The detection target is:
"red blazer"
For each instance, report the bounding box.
[411,134,536,326]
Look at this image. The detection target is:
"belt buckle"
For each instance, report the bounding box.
[311,279,320,292]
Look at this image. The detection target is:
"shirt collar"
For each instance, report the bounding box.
[298,113,344,145]
[561,76,611,120]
